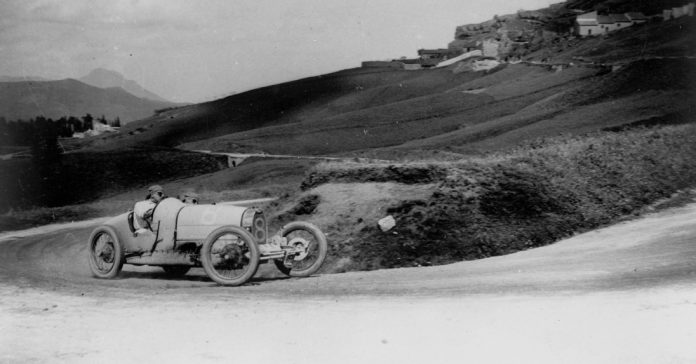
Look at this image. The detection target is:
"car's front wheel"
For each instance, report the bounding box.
[274,221,327,277]
[87,226,125,279]
[200,226,260,286]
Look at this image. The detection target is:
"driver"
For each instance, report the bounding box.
[133,185,164,234]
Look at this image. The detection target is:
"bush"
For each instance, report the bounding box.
[0,147,227,212]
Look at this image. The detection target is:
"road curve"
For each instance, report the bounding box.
[1,203,696,363]
[2,203,696,298]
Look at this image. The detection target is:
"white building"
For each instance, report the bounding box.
[575,11,648,37]
[72,123,119,138]
[663,3,694,19]
[575,11,602,36]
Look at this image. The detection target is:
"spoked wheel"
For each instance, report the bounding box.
[161,266,191,277]
[200,226,260,286]
[88,226,125,279]
[274,221,327,277]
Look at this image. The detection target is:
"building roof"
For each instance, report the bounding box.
[576,18,598,25]
[610,13,631,22]
[395,58,421,65]
[448,39,478,49]
[577,11,597,20]
[597,15,615,24]
[418,49,450,55]
[625,12,647,21]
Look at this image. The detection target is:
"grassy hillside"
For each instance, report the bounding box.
[180,56,693,158]
[87,66,486,150]
[387,58,695,156]
[0,157,317,231]
[72,15,694,160]
[531,15,696,63]
[0,148,227,213]
[180,22,692,157]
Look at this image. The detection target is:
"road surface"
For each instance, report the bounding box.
[1,202,696,363]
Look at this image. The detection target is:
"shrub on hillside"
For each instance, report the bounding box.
[326,124,696,271]
[0,148,227,212]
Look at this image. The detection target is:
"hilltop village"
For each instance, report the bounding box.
[362,1,695,69]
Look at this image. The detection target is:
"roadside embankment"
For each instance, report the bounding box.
[273,124,696,272]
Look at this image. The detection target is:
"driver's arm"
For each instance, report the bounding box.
[143,207,155,220]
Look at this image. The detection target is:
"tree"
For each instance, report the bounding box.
[111,117,121,128]
[82,113,93,131]
[0,117,7,145]
[30,116,63,205]
[31,117,61,165]
[68,116,82,133]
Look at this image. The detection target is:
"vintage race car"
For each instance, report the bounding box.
[87,197,327,286]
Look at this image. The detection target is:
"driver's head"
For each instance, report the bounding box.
[148,185,164,202]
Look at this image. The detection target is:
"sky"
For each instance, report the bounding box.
[0,0,561,103]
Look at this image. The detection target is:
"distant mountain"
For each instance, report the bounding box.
[79,68,170,103]
[0,75,50,82]
[0,78,180,123]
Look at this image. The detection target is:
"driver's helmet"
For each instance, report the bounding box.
[146,184,164,200]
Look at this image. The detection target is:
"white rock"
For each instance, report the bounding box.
[378,215,396,232]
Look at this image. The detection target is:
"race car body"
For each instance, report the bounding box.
[87,197,327,286]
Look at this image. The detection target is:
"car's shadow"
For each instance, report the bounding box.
[118,269,293,286]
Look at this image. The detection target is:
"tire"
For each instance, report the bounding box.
[87,226,125,279]
[200,226,260,286]
[162,266,191,277]
[274,221,327,277]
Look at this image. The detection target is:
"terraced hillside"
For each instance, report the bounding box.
[85,16,695,159]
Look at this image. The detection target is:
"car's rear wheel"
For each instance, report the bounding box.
[274,221,327,277]
[88,226,125,279]
[161,266,191,277]
[200,226,260,286]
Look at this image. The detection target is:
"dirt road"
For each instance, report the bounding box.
[1,203,696,363]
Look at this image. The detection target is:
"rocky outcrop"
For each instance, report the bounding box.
[449,10,560,59]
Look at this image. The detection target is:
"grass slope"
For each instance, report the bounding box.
[391,58,695,155]
[87,66,486,150]
[179,64,602,155]
[77,17,695,160]
[538,14,696,63]
[0,157,317,231]
[0,148,227,213]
